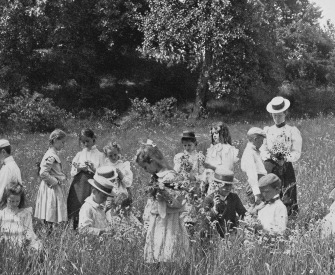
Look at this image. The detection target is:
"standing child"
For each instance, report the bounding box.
[203,122,239,194]
[173,131,205,227]
[0,182,42,250]
[136,140,190,263]
[79,173,115,236]
[34,129,68,228]
[103,141,133,210]
[257,174,288,235]
[201,167,246,246]
[241,127,267,207]
[0,139,22,201]
[67,129,105,230]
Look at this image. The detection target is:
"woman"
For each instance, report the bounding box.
[260,96,302,216]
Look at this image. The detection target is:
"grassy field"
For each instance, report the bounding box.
[1,114,335,274]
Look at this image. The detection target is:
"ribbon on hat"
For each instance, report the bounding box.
[214,173,234,183]
[272,100,285,111]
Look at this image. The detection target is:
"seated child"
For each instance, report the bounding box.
[78,173,115,236]
[241,127,267,206]
[257,173,288,235]
[95,166,143,239]
[0,182,42,250]
[201,167,246,243]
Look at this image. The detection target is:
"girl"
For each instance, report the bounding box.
[260,96,302,216]
[136,140,190,263]
[67,129,105,229]
[103,141,133,204]
[173,131,205,226]
[34,129,68,227]
[1,182,42,250]
[203,122,239,194]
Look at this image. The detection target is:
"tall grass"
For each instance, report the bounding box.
[1,114,335,274]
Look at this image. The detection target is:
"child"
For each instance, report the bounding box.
[201,167,246,244]
[174,131,205,227]
[34,129,68,227]
[78,173,115,236]
[203,122,239,194]
[136,140,190,263]
[0,139,22,201]
[96,166,143,239]
[0,182,42,250]
[67,129,105,230]
[103,141,133,210]
[257,173,288,235]
[241,127,267,206]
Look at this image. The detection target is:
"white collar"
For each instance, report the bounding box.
[3,156,14,165]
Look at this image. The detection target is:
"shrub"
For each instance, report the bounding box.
[2,91,71,133]
[128,97,187,127]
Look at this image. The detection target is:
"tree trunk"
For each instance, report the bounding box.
[189,48,212,120]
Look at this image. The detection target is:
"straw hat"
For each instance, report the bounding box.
[213,167,239,185]
[0,139,10,148]
[96,166,118,182]
[88,174,116,196]
[266,96,290,113]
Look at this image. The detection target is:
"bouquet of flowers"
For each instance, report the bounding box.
[270,141,291,163]
[179,154,193,174]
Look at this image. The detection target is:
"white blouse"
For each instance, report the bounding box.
[205,143,239,171]
[71,146,105,176]
[260,124,302,163]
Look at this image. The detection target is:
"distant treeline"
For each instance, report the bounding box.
[0,0,334,118]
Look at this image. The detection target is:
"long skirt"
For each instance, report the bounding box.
[34,181,68,223]
[144,212,190,263]
[67,171,93,227]
[264,160,298,216]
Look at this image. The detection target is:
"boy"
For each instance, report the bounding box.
[201,167,246,242]
[0,139,22,201]
[257,173,288,235]
[241,127,267,206]
[78,173,115,236]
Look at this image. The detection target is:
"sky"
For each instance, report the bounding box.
[312,0,335,26]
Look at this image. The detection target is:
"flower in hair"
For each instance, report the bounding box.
[145,139,156,147]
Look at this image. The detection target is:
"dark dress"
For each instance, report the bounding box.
[201,192,246,240]
[67,171,94,229]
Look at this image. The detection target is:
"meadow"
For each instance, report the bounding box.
[1,114,335,275]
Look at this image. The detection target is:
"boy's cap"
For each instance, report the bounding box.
[258,173,281,187]
[96,166,118,181]
[0,139,10,148]
[181,131,198,140]
[213,166,238,185]
[247,127,266,138]
[88,174,116,196]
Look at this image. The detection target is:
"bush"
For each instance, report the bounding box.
[0,91,71,133]
[127,97,187,127]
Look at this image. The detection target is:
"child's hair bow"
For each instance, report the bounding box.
[145,139,156,147]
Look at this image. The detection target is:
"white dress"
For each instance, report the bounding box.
[0,207,42,250]
[204,143,239,194]
[320,201,335,238]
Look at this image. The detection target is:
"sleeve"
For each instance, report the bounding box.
[329,188,335,200]
[241,151,261,196]
[286,126,302,163]
[23,208,38,242]
[0,166,11,200]
[78,206,101,236]
[260,126,271,161]
[173,153,182,173]
[39,156,59,187]
[271,205,288,235]
[98,152,106,169]
[70,152,81,177]
[235,195,247,219]
[120,162,133,188]
[232,146,239,163]
[204,147,212,164]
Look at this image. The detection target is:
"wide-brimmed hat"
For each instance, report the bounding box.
[258,173,281,188]
[0,139,10,148]
[88,174,116,196]
[247,127,266,138]
[96,166,118,182]
[266,96,290,114]
[213,167,239,185]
